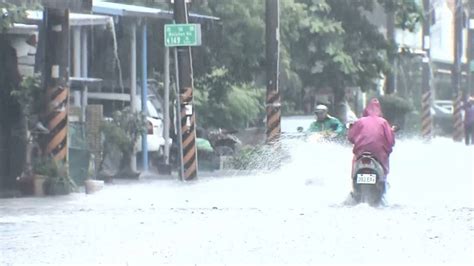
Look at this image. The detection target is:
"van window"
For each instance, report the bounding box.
[88,99,127,118]
[146,100,160,119]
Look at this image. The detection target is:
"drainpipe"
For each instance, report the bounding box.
[72,26,82,114]
[164,47,170,166]
[141,21,148,171]
[130,21,137,172]
[81,27,88,122]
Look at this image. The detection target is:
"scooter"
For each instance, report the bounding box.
[347,124,399,206]
[350,152,386,206]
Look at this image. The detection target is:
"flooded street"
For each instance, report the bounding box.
[1,138,473,264]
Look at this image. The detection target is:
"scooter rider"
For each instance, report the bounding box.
[347,98,395,180]
[307,104,345,139]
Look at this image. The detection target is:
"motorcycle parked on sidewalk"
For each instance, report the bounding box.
[207,128,242,156]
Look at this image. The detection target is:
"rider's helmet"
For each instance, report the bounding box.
[314,104,328,114]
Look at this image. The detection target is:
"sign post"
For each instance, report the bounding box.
[165,0,200,181]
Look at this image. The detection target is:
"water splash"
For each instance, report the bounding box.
[106,18,124,94]
[387,137,473,207]
[269,136,474,208]
[191,136,473,209]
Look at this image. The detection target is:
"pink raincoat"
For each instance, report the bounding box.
[348,98,395,178]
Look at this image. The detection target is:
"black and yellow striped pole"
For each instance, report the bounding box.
[421,0,432,139]
[453,0,465,142]
[265,0,281,144]
[421,90,433,138]
[42,8,70,162]
[179,87,197,180]
[173,0,197,181]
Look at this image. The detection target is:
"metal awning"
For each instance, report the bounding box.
[92,1,219,21]
[26,10,112,26]
[93,1,173,19]
[7,23,38,35]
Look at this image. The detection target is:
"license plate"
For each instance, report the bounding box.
[356,173,376,184]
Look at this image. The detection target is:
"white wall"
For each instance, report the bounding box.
[395,0,468,63]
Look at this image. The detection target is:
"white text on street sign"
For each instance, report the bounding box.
[165,24,201,47]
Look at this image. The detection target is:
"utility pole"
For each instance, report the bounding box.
[42,8,70,162]
[265,0,281,144]
[452,0,464,142]
[421,0,433,139]
[174,0,198,180]
[386,9,396,95]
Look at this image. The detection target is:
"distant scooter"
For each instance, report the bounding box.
[207,128,242,156]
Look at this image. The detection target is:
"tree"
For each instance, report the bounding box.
[0,3,27,33]
[191,0,421,121]
[191,0,266,82]
[282,0,421,118]
[194,67,264,129]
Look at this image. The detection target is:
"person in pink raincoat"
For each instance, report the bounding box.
[348,98,395,180]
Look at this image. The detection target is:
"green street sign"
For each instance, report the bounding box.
[164,24,201,47]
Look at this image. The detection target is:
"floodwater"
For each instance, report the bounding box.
[0,137,473,264]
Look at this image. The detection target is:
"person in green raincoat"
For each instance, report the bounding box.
[307,104,345,139]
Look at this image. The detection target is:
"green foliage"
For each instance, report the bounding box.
[34,156,73,195]
[395,51,423,110]
[379,0,423,31]
[0,3,28,33]
[229,144,285,170]
[287,0,393,93]
[229,146,260,170]
[10,73,43,119]
[190,0,422,115]
[101,107,147,156]
[33,156,67,178]
[191,0,265,82]
[194,67,265,129]
[227,84,264,127]
[378,94,414,124]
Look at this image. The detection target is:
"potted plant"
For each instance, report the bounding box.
[100,107,147,179]
[10,74,46,196]
[34,156,71,196]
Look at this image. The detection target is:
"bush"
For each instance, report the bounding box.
[100,108,147,176]
[229,144,288,170]
[378,94,413,127]
[194,67,265,129]
[34,156,72,196]
[101,108,147,155]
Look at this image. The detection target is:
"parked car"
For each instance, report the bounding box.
[86,92,172,159]
[431,100,455,135]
